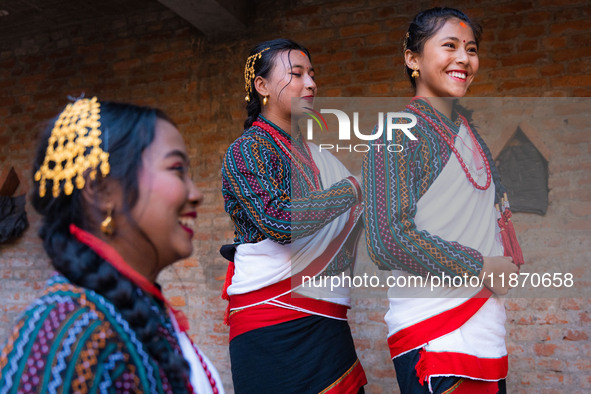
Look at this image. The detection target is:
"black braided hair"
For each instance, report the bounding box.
[243,38,312,129]
[30,101,191,392]
[403,7,482,89]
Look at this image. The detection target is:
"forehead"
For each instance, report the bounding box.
[143,118,186,160]
[431,18,476,41]
[272,49,312,70]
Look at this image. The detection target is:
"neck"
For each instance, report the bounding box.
[109,235,160,282]
[413,88,457,119]
[424,97,453,119]
[70,224,161,285]
[70,223,191,332]
[260,108,292,134]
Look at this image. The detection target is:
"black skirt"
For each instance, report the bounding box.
[230,315,363,394]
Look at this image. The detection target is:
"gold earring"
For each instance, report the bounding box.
[101,204,114,236]
[262,96,268,106]
[411,66,419,79]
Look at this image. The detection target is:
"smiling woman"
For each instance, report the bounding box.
[0,98,224,393]
[363,7,522,394]
[406,18,479,99]
[129,118,202,280]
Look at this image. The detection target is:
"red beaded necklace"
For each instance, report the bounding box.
[191,343,220,394]
[253,119,321,190]
[406,99,492,191]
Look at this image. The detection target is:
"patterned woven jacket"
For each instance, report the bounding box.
[221,115,359,274]
[0,274,188,393]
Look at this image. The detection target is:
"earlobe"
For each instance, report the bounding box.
[100,202,115,236]
[404,49,419,70]
[81,176,121,217]
[253,75,269,98]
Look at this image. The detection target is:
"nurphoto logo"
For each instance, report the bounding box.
[304,108,418,153]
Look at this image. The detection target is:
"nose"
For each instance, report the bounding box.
[456,47,469,64]
[305,74,317,92]
[188,180,204,207]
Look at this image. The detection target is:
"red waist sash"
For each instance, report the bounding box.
[387,287,492,359]
[229,292,348,341]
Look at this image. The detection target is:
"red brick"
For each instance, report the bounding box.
[572,87,591,96]
[542,36,567,49]
[490,42,515,54]
[513,66,540,78]
[112,58,141,70]
[500,78,547,91]
[306,17,322,28]
[534,343,558,357]
[489,2,536,15]
[339,24,380,38]
[369,83,391,95]
[539,0,589,6]
[289,5,321,17]
[313,51,352,64]
[356,45,398,58]
[525,11,553,24]
[540,63,565,76]
[500,52,547,67]
[345,85,366,96]
[564,329,589,341]
[551,74,591,88]
[498,25,547,41]
[355,69,394,83]
[553,46,591,62]
[551,19,591,34]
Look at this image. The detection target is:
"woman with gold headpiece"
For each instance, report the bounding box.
[0,98,224,393]
[221,39,367,393]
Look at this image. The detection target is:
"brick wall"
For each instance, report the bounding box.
[0,0,590,392]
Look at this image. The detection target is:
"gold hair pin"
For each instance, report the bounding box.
[403,32,410,51]
[34,97,110,198]
[244,47,270,102]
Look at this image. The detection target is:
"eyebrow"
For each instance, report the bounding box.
[291,64,315,72]
[440,36,477,46]
[165,149,189,163]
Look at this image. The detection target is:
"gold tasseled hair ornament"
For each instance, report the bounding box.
[34,97,110,198]
[244,47,270,102]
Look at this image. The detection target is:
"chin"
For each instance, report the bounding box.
[183,243,195,258]
[177,245,193,260]
[447,89,468,98]
[166,244,193,266]
[292,108,306,119]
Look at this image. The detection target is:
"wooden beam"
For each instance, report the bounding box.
[157,0,251,37]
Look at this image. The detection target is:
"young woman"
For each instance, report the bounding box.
[0,98,224,393]
[221,39,367,393]
[363,7,522,394]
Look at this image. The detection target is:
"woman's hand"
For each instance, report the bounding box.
[478,256,519,295]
